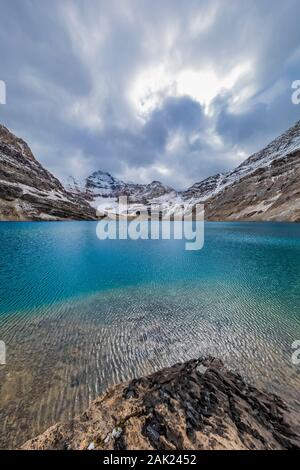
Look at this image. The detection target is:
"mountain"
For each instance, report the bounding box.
[65,170,176,208]
[86,171,127,198]
[181,173,224,201]
[0,125,96,220]
[1,119,300,222]
[78,120,300,221]
[22,357,300,450]
[182,120,300,222]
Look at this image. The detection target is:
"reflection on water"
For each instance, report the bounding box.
[0,222,300,448]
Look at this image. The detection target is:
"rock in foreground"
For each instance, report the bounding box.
[22,357,300,450]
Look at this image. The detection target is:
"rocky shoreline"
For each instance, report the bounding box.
[22,357,300,450]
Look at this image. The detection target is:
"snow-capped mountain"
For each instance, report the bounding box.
[65,170,176,209]
[64,120,300,222]
[182,120,300,221]
[86,171,127,198]
[128,180,176,203]
[63,175,87,196]
[1,119,299,222]
[181,173,224,202]
[182,120,300,217]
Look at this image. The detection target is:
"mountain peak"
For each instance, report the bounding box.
[0,124,96,220]
[90,170,114,178]
[0,124,36,162]
[65,170,176,205]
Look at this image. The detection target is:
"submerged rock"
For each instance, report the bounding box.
[22,357,300,450]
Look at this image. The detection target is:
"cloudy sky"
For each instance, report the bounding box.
[0,0,300,189]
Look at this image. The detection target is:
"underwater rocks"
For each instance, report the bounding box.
[22,357,300,450]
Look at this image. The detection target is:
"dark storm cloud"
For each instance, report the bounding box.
[0,0,300,188]
[143,96,204,151]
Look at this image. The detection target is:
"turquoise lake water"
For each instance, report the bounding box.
[0,221,300,448]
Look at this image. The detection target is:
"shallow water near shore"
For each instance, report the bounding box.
[0,221,300,449]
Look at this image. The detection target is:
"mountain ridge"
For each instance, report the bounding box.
[1,120,300,221]
[65,170,176,206]
[0,125,96,220]
[181,120,300,206]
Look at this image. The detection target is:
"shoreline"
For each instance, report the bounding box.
[22,357,300,451]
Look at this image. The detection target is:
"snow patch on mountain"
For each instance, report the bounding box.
[182,120,300,204]
[63,119,300,221]
[64,171,177,208]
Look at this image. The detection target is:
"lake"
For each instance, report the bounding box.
[0,221,300,448]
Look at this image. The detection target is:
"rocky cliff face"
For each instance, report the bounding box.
[205,150,300,222]
[22,357,300,450]
[0,125,96,220]
[183,120,300,222]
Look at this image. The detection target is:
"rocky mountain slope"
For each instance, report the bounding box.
[0,125,96,220]
[22,357,300,450]
[182,120,300,222]
[205,150,300,221]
